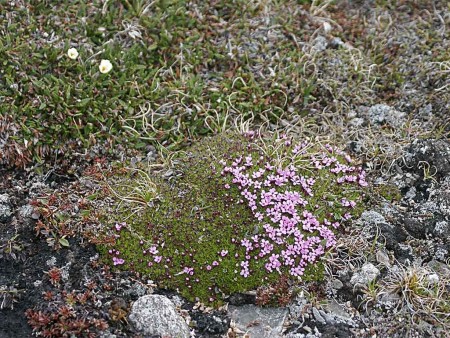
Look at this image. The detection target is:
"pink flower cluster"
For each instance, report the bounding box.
[312,145,368,187]
[108,249,125,266]
[220,138,367,278]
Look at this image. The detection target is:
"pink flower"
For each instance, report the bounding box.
[115,222,126,231]
[113,257,125,266]
[221,145,366,280]
[183,267,194,275]
[240,269,250,278]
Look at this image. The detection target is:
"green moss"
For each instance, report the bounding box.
[374,184,402,203]
[99,132,367,305]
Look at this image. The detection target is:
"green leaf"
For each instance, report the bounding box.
[86,193,98,201]
[78,98,91,107]
[59,237,70,247]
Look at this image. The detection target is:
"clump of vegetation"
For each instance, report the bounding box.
[256,275,293,307]
[360,264,450,329]
[99,131,367,304]
[25,261,113,338]
[0,0,211,166]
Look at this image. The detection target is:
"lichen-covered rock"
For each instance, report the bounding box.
[397,175,450,247]
[367,104,406,127]
[191,310,229,335]
[350,263,380,289]
[358,210,409,261]
[228,304,288,338]
[359,210,386,225]
[0,193,13,223]
[128,295,190,338]
[401,139,450,181]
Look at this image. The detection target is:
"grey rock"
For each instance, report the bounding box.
[402,139,450,180]
[19,204,34,219]
[329,37,344,49]
[404,217,427,239]
[404,186,417,200]
[350,263,380,289]
[311,35,328,52]
[128,295,190,338]
[124,282,148,299]
[228,292,256,305]
[396,243,414,265]
[285,327,322,338]
[0,194,10,204]
[427,260,450,276]
[349,117,365,127]
[318,309,336,324]
[0,194,13,222]
[329,278,343,290]
[192,311,229,335]
[368,105,387,123]
[228,304,288,338]
[288,294,308,319]
[79,178,99,189]
[379,291,401,308]
[368,104,406,127]
[434,246,448,261]
[376,250,391,267]
[349,140,364,154]
[98,332,117,338]
[326,299,351,320]
[312,307,326,324]
[359,210,409,257]
[418,103,433,119]
[359,210,386,225]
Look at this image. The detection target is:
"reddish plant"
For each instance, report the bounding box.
[45,267,62,287]
[256,275,293,307]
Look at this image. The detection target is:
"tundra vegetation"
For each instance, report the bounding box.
[0,0,449,337]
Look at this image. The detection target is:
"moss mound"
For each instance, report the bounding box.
[99,132,367,304]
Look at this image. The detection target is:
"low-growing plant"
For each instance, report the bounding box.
[256,275,292,307]
[99,131,367,305]
[0,233,29,261]
[380,265,450,324]
[25,259,113,338]
[354,264,450,331]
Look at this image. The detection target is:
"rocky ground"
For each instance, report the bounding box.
[1,136,449,338]
[1,0,449,337]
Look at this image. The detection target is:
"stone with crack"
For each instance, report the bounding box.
[128,295,190,338]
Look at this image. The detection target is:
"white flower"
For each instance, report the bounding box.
[99,59,113,74]
[67,48,79,59]
[323,22,332,34]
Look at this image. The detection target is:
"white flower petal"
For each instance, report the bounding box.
[99,59,113,74]
[67,48,79,59]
